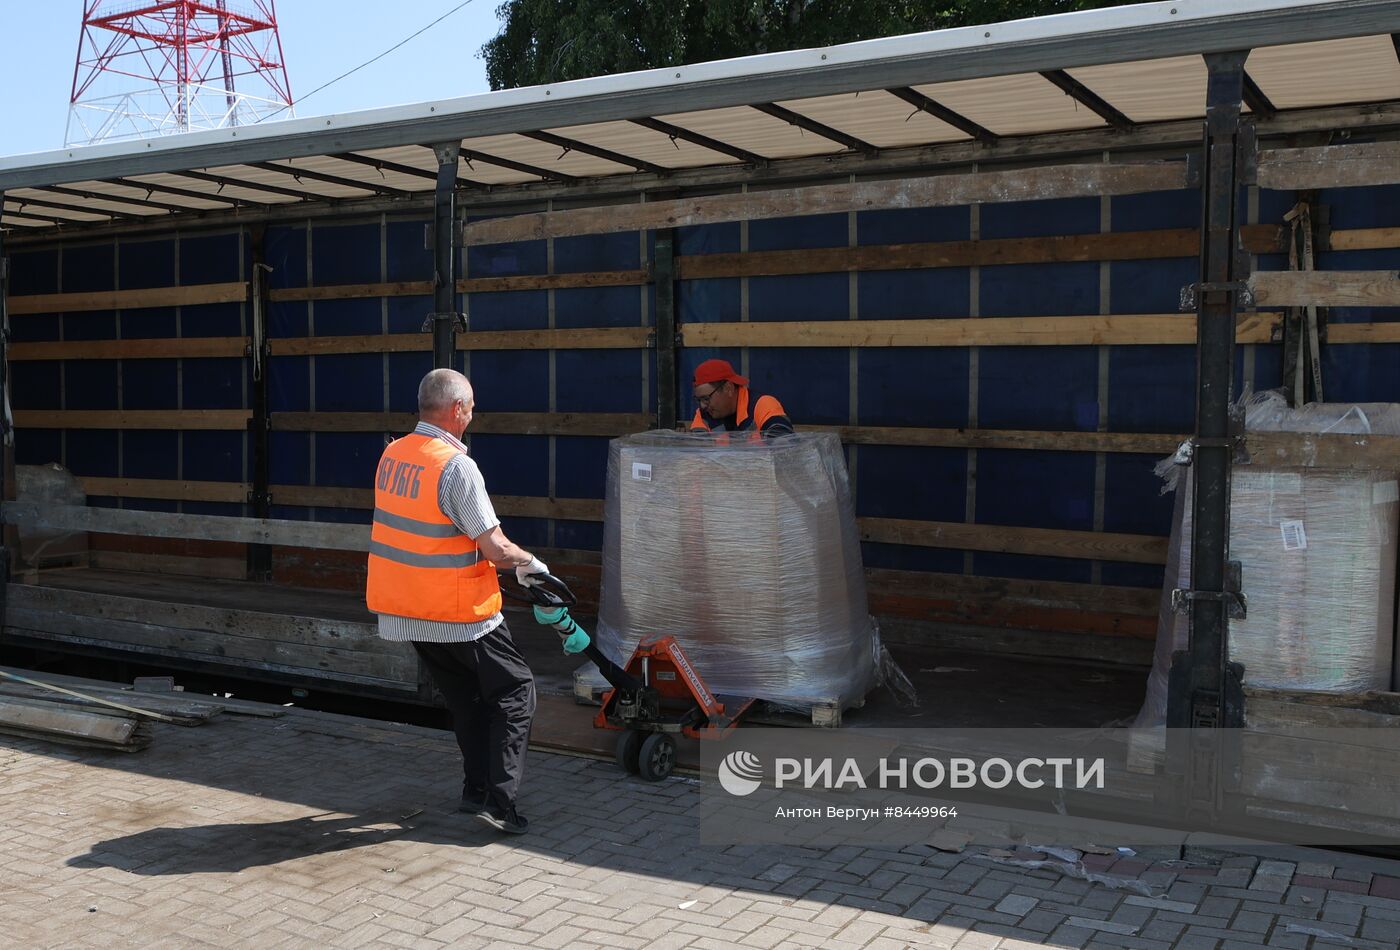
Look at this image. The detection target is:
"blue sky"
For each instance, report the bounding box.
[0,1,506,158]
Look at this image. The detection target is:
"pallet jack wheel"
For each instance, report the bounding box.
[637,733,676,782]
[615,730,644,774]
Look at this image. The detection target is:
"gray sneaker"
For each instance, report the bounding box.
[476,806,528,835]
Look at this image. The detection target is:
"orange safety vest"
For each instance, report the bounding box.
[366,433,502,623]
[689,386,790,434]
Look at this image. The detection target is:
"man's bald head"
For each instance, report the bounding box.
[418,369,475,436]
[418,369,473,414]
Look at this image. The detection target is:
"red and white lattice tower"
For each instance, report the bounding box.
[67,1,293,146]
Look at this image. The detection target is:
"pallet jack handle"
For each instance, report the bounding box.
[500,571,642,693]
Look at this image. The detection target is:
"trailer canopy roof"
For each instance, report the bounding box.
[2,0,1398,233]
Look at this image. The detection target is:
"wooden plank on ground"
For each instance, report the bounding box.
[463,162,1190,245]
[0,696,149,750]
[1249,270,1400,308]
[859,517,1168,564]
[8,337,248,361]
[268,327,650,356]
[0,682,217,726]
[807,425,1183,455]
[1257,142,1400,191]
[0,665,287,717]
[682,313,1278,348]
[1,501,369,552]
[13,409,251,430]
[6,281,248,315]
[78,476,249,503]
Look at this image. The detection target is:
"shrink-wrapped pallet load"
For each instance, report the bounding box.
[1132,393,1400,767]
[592,430,879,714]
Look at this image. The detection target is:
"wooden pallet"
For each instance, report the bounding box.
[572,664,860,728]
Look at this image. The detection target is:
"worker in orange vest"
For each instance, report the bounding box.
[688,359,793,437]
[366,368,558,835]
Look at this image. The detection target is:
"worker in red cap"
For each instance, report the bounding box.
[689,359,792,437]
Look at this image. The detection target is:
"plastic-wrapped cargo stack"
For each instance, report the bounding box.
[1131,392,1400,767]
[593,430,877,713]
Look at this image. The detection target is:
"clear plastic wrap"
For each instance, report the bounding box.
[593,430,878,712]
[13,463,88,569]
[1135,392,1400,740]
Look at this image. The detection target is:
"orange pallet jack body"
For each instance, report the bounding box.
[594,635,756,780]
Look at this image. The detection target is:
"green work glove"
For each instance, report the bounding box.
[562,629,591,655]
[533,605,567,626]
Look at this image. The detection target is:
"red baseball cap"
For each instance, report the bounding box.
[693,358,748,388]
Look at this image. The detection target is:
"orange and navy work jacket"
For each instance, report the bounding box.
[689,386,792,437]
[366,433,502,623]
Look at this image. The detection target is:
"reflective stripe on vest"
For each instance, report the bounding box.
[372,508,462,538]
[367,539,482,569]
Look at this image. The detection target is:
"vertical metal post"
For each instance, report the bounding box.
[0,212,13,593]
[247,225,272,581]
[429,142,462,370]
[653,229,677,430]
[1167,51,1250,814]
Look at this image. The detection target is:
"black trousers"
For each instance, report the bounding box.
[412,620,536,812]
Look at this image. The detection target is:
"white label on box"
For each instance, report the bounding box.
[631,462,653,482]
[1270,472,1302,495]
[1374,480,1399,505]
[1280,519,1307,551]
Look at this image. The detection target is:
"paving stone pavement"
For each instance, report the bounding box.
[3,705,1400,949]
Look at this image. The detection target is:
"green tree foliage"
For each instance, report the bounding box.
[482,0,1140,90]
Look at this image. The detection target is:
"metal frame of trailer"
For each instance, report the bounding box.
[3,0,1400,832]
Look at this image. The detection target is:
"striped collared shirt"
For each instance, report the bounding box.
[375,421,504,643]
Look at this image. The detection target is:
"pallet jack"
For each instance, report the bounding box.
[505,572,756,782]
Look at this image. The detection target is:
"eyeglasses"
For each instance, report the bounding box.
[695,384,724,406]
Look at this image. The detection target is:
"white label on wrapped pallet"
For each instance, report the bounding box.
[1280,519,1307,551]
[1270,472,1302,495]
[631,462,653,482]
[1374,481,1399,505]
